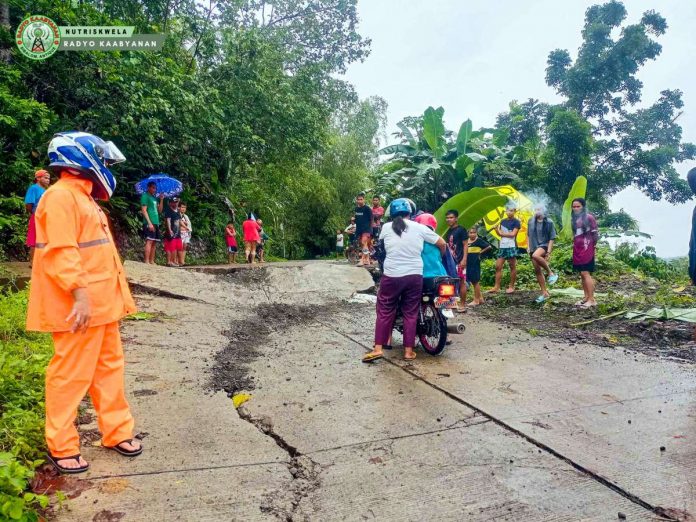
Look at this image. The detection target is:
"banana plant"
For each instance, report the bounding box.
[376,106,523,211]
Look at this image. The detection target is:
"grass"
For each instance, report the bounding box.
[0,290,52,520]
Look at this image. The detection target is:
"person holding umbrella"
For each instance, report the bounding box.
[136,174,183,264]
[140,181,164,264]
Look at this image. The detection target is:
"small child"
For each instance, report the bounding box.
[345,217,356,244]
[336,230,344,259]
[225,222,238,264]
[462,226,491,306]
[491,206,521,294]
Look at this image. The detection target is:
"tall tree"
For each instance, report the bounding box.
[545,0,695,203]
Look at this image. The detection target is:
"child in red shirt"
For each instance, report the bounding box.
[225,222,238,264]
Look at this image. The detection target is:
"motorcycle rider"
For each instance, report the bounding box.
[362,199,446,363]
[26,131,141,473]
[414,213,448,291]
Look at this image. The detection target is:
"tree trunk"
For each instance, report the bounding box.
[0,1,12,63]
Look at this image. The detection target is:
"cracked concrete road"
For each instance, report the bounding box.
[54,261,695,521]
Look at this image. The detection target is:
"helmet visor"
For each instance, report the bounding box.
[100,141,126,165]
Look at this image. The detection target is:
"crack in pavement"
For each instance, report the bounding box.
[307,418,491,456]
[236,406,321,521]
[328,325,681,522]
[84,459,287,481]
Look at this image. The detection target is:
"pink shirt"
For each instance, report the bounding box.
[572,213,598,265]
[372,205,385,227]
[242,219,261,242]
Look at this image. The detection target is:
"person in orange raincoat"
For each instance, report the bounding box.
[27,132,142,474]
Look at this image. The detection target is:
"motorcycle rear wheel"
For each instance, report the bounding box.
[418,303,447,356]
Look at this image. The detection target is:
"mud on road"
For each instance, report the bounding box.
[210,300,360,395]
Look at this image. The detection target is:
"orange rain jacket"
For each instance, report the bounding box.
[26,173,136,332]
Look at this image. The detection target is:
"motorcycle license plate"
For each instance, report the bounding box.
[434,296,457,309]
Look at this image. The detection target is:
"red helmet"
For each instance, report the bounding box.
[414,213,437,230]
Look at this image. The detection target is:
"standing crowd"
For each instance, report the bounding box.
[139,180,269,267]
[337,194,600,363]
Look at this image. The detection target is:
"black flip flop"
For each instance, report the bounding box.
[383,344,393,350]
[106,439,143,457]
[47,453,90,475]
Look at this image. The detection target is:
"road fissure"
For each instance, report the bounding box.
[328,325,679,521]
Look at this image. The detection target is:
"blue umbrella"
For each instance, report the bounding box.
[135,173,183,197]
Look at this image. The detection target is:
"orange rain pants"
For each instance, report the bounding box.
[47,323,134,458]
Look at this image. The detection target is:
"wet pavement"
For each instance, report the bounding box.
[53,261,695,521]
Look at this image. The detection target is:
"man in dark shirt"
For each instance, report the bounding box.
[444,210,467,266]
[354,193,373,266]
[444,210,468,311]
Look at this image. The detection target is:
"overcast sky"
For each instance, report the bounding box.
[341,0,696,258]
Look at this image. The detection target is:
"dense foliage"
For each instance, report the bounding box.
[0,0,383,260]
[377,1,694,220]
[0,289,52,520]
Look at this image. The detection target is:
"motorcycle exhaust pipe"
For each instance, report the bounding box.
[447,322,466,334]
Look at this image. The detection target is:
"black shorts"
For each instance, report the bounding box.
[143,224,161,241]
[529,245,548,256]
[573,258,595,273]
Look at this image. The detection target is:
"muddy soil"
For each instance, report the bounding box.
[474,289,696,362]
[209,301,360,395]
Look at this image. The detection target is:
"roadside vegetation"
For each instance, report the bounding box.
[0,290,51,521]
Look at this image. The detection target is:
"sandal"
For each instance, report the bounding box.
[47,453,90,475]
[575,299,588,306]
[404,353,417,361]
[362,352,383,363]
[383,344,393,350]
[105,439,143,457]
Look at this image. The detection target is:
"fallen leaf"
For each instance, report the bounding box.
[368,456,383,464]
[232,393,252,408]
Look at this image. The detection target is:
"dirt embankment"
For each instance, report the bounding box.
[474,283,696,363]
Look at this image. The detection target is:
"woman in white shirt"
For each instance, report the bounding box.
[362,199,446,363]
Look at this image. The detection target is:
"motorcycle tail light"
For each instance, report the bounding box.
[438,284,455,297]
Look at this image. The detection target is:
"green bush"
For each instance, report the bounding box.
[614,243,682,282]
[478,242,630,288]
[0,290,51,520]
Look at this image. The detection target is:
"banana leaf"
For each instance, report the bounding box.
[397,122,417,147]
[625,307,696,323]
[456,119,472,155]
[434,188,507,236]
[422,106,446,159]
[378,144,417,156]
[559,176,588,241]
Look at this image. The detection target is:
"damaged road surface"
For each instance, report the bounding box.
[55,261,696,521]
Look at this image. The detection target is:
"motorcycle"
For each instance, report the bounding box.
[392,276,459,356]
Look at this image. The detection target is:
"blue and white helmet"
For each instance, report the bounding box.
[47,131,126,200]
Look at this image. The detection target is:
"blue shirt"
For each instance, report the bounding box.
[421,242,447,278]
[24,183,46,213]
